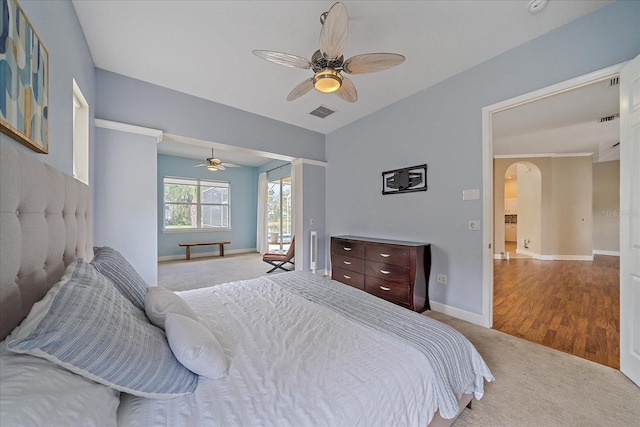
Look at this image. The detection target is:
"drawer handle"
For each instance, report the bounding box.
[380,270,391,275]
[379,286,391,291]
[343,247,352,251]
[380,253,391,258]
[343,275,351,279]
[343,261,352,265]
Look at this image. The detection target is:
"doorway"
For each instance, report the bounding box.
[482,63,624,367]
[501,162,540,260]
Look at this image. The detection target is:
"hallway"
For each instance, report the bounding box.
[493,255,620,368]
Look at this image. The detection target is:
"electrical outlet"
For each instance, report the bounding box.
[469,220,481,231]
[437,274,447,285]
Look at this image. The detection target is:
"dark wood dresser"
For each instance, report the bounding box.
[331,235,431,312]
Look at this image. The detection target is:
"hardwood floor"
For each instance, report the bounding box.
[493,255,620,368]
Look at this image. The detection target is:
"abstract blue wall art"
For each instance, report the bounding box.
[0,0,48,153]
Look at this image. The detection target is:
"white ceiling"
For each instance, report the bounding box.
[493,76,621,162]
[72,0,614,165]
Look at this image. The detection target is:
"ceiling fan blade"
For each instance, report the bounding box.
[319,2,348,61]
[287,78,314,101]
[221,163,241,168]
[343,53,405,75]
[336,76,357,102]
[217,165,226,171]
[252,50,313,69]
[193,164,207,167]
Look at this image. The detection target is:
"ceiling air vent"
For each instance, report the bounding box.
[610,77,619,86]
[309,105,336,119]
[599,114,618,123]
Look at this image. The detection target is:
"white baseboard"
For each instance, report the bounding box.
[313,268,329,277]
[514,249,593,261]
[428,301,486,327]
[551,254,594,261]
[158,247,256,262]
[593,250,620,257]
[516,248,541,258]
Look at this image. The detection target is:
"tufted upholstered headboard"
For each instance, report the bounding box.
[0,142,93,340]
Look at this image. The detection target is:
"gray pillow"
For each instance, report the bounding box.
[7,259,197,399]
[91,246,148,310]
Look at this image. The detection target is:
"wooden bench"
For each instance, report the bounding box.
[178,241,231,260]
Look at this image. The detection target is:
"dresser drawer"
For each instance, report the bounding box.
[332,238,365,259]
[365,277,410,305]
[365,260,411,283]
[365,244,410,267]
[332,267,365,290]
[332,254,365,274]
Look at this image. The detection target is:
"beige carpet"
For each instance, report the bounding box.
[158,252,286,292]
[158,254,640,426]
[426,312,640,427]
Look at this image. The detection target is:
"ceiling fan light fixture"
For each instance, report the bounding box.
[207,164,219,171]
[313,68,342,93]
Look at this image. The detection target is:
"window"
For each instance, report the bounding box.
[267,176,292,252]
[163,177,230,231]
[72,79,89,184]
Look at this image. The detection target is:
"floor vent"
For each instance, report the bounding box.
[600,114,618,123]
[309,105,336,119]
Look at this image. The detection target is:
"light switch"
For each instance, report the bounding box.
[463,189,480,200]
[469,220,481,231]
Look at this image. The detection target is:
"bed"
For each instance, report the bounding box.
[0,142,493,426]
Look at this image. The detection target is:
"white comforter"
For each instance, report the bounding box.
[118,274,487,426]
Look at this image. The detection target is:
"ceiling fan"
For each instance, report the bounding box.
[252,2,405,103]
[193,149,241,171]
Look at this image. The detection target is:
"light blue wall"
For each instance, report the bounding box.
[259,160,291,181]
[95,129,158,284]
[95,70,325,162]
[157,154,258,258]
[326,0,640,315]
[302,163,326,271]
[1,0,95,177]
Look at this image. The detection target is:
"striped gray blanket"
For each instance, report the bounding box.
[268,271,494,420]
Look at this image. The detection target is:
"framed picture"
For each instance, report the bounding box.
[382,164,427,195]
[0,0,49,154]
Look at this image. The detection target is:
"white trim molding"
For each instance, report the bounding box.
[158,247,255,262]
[292,158,328,168]
[494,152,594,159]
[481,60,629,328]
[593,250,620,257]
[95,118,164,143]
[551,255,594,261]
[429,301,487,327]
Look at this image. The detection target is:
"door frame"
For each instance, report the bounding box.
[481,61,628,328]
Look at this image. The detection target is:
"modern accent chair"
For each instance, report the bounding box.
[263,236,295,273]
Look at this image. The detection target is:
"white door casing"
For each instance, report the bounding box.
[481,62,628,329]
[619,54,640,387]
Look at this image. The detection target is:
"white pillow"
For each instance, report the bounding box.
[145,287,199,329]
[0,342,120,427]
[165,313,228,379]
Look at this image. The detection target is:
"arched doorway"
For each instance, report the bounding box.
[502,162,541,259]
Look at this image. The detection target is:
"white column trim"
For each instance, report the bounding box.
[95,118,163,143]
[292,158,328,168]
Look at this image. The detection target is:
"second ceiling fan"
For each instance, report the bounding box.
[193,149,241,171]
[253,2,405,103]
